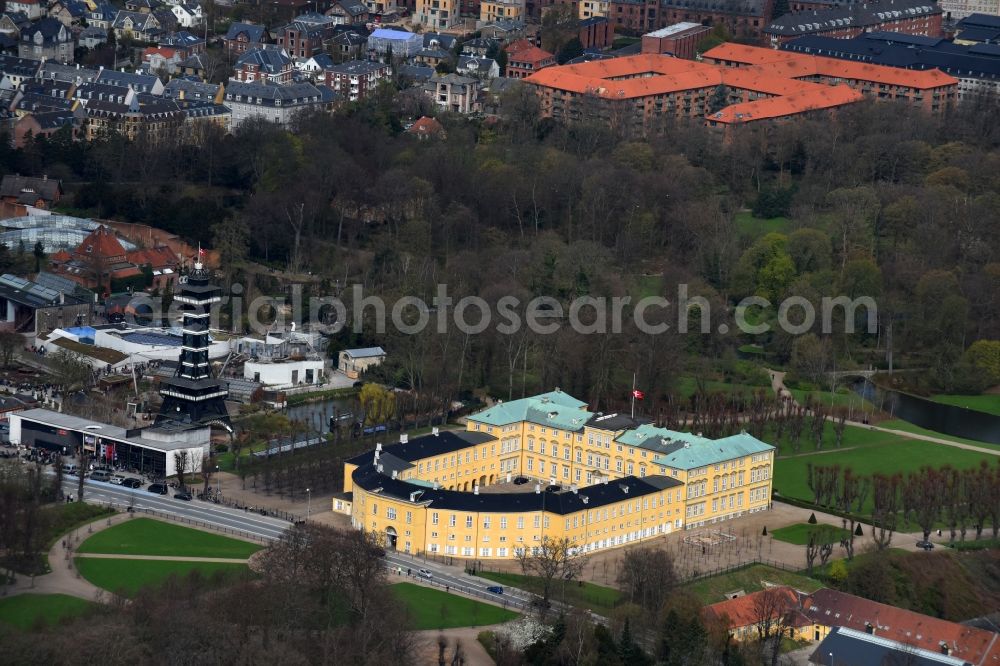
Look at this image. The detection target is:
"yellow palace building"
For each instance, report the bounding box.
[337,390,775,560]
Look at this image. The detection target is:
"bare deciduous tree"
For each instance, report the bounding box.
[515,536,583,606]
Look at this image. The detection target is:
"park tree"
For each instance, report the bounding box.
[359,383,397,427]
[752,587,793,666]
[903,466,946,543]
[871,472,902,550]
[617,546,678,614]
[515,536,583,606]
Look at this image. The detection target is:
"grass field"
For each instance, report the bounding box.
[76,558,249,597]
[77,519,261,558]
[930,393,1000,417]
[683,564,823,604]
[674,376,769,400]
[788,388,875,412]
[771,523,850,546]
[0,594,95,630]
[734,211,792,237]
[478,571,621,615]
[390,583,519,630]
[774,435,995,515]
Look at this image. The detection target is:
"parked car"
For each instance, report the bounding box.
[916,540,935,551]
[174,491,192,501]
[122,478,143,488]
[109,475,125,485]
[486,586,504,595]
[513,476,529,485]
[147,483,168,495]
[63,464,78,476]
[90,470,112,482]
[417,569,433,579]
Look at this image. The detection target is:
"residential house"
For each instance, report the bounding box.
[406,114,445,139]
[112,10,166,41]
[479,18,525,40]
[397,62,434,82]
[0,12,32,38]
[296,52,335,78]
[19,18,74,63]
[232,46,294,84]
[328,29,368,60]
[48,0,89,26]
[322,58,389,100]
[412,46,450,66]
[326,0,369,23]
[13,108,82,147]
[96,68,164,94]
[170,3,202,27]
[223,80,336,127]
[177,53,208,78]
[124,0,161,12]
[504,41,554,78]
[10,78,76,117]
[223,22,269,56]
[423,31,457,50]
[809,627,975,666]
[457,55,499,78]
[0,273,92,335]
[157,30,206,55]
[86,2,118,29]
[78,26,108,48]
[338,346,385,378]
[415,0,460,29]
[274,20,326,58]
[143,45,183,73]
[480,0,524,24]
[6,0,44,20]
[955,13,1000,44]
[0,54,41,86]
[424,72,480,113]
[461,36,500,57]
[0,174,62,209]
[125,245,180,291]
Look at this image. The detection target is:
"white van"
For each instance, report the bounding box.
[63,464,79,476]
[90,470,112,482]
[109,475,126,485]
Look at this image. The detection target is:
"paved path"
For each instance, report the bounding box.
[74,553,249,564]
[413,624,510,666]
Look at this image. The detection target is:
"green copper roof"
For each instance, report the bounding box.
[651,431,775,470]
[469,390,591,431]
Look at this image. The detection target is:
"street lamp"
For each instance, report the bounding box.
[216,465,220,496]
[306,487,311,521]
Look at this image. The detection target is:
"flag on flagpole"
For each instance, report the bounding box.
[632,389,645,400]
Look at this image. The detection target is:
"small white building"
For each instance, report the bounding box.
[244,358,325,387]
[338,346,385,379]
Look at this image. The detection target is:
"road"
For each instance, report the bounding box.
[63,477,292,542]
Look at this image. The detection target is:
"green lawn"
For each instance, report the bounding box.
[390,582,519,630]
[771,523,850,546]
[774,437,996,515]
[734,211,792,237]
[930,393,1000,417]
[879,420,999,450]
[0,594,96,630]
[674,376,770,400]
[76,558,249,597]
[77,519,261,559]
[683,564,823,604]
[788,388,875,413]
[477,571,621,615]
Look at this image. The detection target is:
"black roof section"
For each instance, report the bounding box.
[347,430,496,466]
[585,412,647,432]
[352,462,683,513]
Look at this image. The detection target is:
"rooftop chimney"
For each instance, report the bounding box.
[474,485,479,495]
[535,483,541,494]
[432,426,439,436]
[400,433,408,444]
[940,642,950,656]
[375,442,382,452]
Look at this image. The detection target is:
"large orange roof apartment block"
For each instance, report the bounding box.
[523,44,957,130]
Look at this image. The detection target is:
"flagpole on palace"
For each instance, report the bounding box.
[631,371,637,420]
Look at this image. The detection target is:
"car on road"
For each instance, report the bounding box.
[916,540,935,550]
[122,478,142,488]
[90,470,112,482]
[147,483,168,495]
[486,586,504,595]
[63,464,78,476]
[174,491,192,501]
[513,476,529,485]
[417,569,433,579]
[109,475,126,485]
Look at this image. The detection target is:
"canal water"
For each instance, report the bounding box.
[855,379,1000,445]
